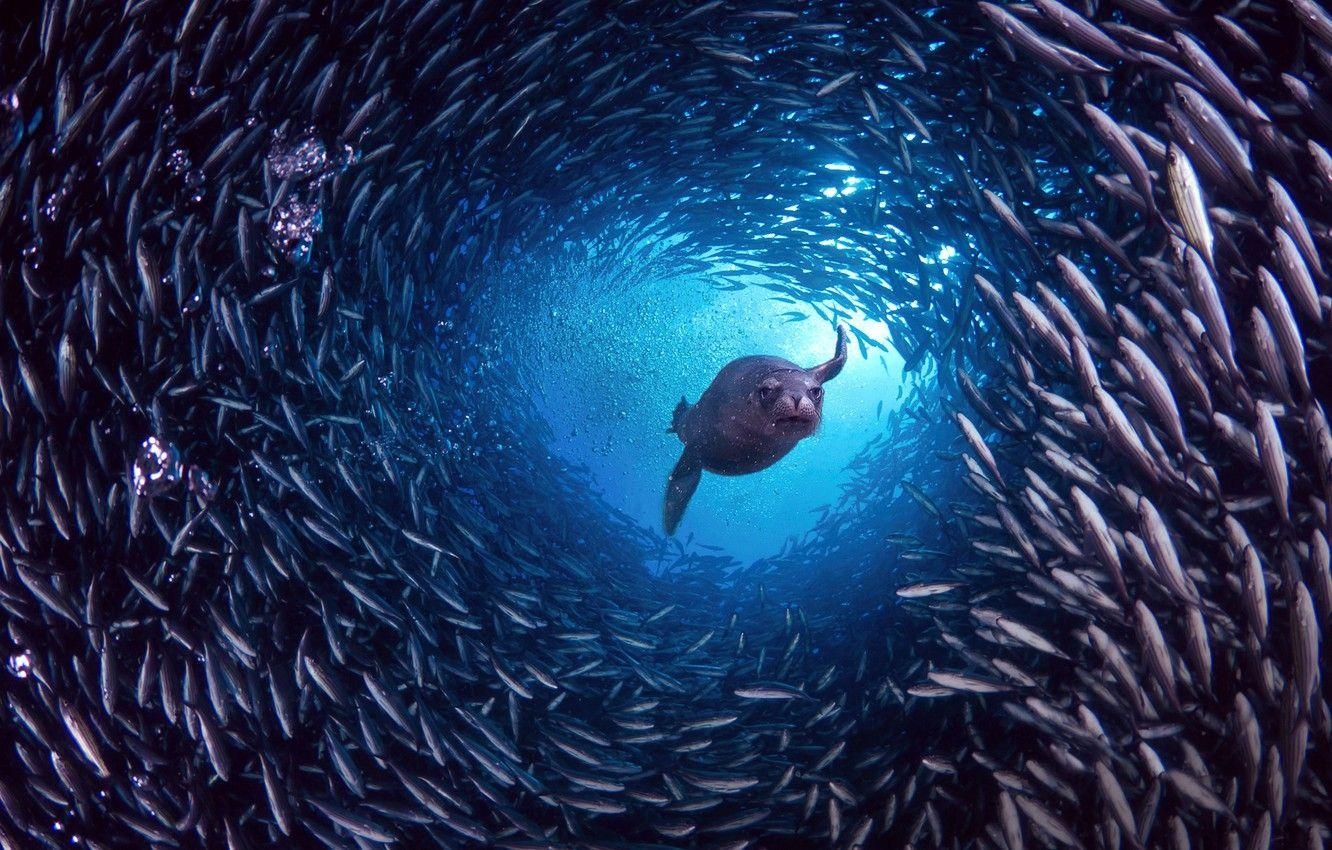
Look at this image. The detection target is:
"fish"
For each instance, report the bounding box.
[1165,143,1214,266]
[1083,103,1157,214]
[979,1,1110,75]
[896,581,965,598]
[733,682,811,701]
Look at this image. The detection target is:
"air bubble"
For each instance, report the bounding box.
[133,436,183,496]
[7,649,32,678]
[188,465,217,502]
[267,199,322,266]
[168,148,191,174]
[269,137,328,181]
[262,135,350,265]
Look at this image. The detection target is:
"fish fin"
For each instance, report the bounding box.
[667,396,691,433]
[808,324,849,383]
[663,451,702,535]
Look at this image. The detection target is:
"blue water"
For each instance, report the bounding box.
[499,252,907,562]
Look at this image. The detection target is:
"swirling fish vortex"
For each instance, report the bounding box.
[0,0,1330,849]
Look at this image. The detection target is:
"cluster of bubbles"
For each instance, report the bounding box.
[5,649,31,680]
[132,435,215,501]
[167,147,207,206]
[265,135,356,265]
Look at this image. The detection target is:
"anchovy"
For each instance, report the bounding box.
[1165,144,1213,266]
[1291,582,1320,713]
[733,682,810,700]
[58,699,110,779]
[1180,243,1236,376]
[308,798,395,843]
[979,2,1109,75]
[927,670,1010,694]
[1162,770,1232,818]
[1172,32,1266,124]
[955,411,1005,487]
[896,581,964,598]
[1270,228,1322,323]
[1084,104,1157,214]
[1252,402,1290,524]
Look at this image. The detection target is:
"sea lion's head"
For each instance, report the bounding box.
[754,369,825,437]
[752,324,849,438]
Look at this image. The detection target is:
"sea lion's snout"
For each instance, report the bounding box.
[772,388,821,431]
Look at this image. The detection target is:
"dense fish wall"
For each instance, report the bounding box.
[0,0,1329,848]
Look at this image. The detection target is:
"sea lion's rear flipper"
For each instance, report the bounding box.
[808,323,849,383]
[663,451,702,535]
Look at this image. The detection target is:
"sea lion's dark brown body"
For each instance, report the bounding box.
[663,325,849,535]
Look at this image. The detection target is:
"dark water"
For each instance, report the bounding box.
[0,0,1330,848]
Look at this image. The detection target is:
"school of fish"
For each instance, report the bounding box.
[0,0,1329,848]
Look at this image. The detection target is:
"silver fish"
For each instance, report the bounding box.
[1253,401,1290,525]
[1166,144,1214,266]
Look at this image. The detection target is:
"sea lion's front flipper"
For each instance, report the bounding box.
[663,450,702,535]
[808,323,849,383]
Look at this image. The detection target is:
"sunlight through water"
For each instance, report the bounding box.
[500,251,906,562]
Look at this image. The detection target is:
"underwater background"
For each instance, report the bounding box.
[0,0,1330,848]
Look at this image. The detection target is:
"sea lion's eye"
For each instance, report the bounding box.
[759,383,778,400]
[810,386,823,401]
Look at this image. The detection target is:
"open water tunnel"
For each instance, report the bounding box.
[0,0,1330,848]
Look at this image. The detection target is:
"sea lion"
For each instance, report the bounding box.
[663,324,849,534]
